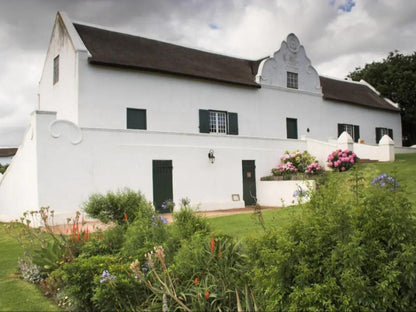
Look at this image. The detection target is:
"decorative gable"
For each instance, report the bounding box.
[257,34,321,94]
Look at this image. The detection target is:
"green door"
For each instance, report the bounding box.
[242,160,256,206]
[152,160,173,212]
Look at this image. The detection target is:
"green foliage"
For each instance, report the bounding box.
[0,163,8,174]
[248,170,416,311]
[121,213,169,261]
[80,224,126,257]
[62,255,119,311]
[348,51,416,145]
[83,188,154,225]
[91,263,148,312]
[171,205,211,240]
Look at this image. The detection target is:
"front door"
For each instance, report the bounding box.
[152,160,173,212]
[242,160,256,206]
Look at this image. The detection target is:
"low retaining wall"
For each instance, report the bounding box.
[257,180,315,207]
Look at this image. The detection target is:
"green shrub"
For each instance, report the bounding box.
[248,171,416,311]
[83,188,154,224]
[91,263,148,312]
[80,224,126,257]
[171,206,210,240]
[62,255,119,311]
[121,213,169,261]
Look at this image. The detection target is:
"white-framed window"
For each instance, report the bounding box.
[209,111,227,134]
[287,71,298,89]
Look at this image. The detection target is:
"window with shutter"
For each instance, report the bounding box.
[338,123,359,142]
[375,127,393,143]
[199,109,238,135]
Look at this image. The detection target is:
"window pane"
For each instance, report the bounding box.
[287,72,298,89]
[217,112,226,133]
[209,111,217,133]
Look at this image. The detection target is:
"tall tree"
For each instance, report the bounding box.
[348,51,416,146]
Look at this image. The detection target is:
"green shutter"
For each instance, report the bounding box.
[199,110,210,133]
[388,129,393,140]
[353,125,360,143]
[227,112,239,135]
[286,118,298,139]
[127,108,146,129]
[375,127,382,144]
[337,124,344,137]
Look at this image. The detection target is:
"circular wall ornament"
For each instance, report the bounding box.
[287,33,300,53]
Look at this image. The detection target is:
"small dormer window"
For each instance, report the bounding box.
[287,71,298,89]
[53,55,59,85]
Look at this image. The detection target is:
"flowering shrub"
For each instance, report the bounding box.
[271,162,298,176]
[305,162,324,175]
[326,149,358,172]
[271,150,322,178]
[371,173,399,190]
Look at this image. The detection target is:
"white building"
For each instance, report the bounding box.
[0,12,402,222]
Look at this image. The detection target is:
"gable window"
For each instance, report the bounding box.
[286,118,298,139]
[376,127,393,143]
[338,123,360,143]
[199,109,238,135]
[127,108,147,130]
[53,55,59,85]
[287,72,298,89]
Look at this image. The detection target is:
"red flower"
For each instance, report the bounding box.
[124,212,128,222]
[210,235,215,253]
[205,290,209,299]
[194,277,199,285]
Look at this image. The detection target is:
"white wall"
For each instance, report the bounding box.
[0,114,39,222]
[257,180,315,207]
[76,62,402,147]
[38,14,80,124]
[22,111,305,223]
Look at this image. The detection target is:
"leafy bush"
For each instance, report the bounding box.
[18,256,42,284]
[132,233,252,311]
[91,263,148,312]
[80,224,126,257]
[83,188,154,224]
[271,150,321,178]
[121,213,170,261]
[248,171,416,311]
[171,205,210,241]
[62,255,119,311]
[327,148,358,172]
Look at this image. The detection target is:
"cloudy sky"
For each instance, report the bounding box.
[1,0,415,147]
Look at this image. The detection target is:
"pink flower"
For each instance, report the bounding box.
[341,167,346,171]
[350,159,355,163]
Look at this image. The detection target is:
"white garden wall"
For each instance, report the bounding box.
[0,115,39,221]
[257,180,315,207]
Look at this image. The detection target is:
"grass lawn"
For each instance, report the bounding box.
[209,153,416,238]
[0,223,59,311]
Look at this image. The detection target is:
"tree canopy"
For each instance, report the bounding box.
[348,51,416,146]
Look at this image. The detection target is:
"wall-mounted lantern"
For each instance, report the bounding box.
[208,149,215,164]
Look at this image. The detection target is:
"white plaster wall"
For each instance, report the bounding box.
[0,116,38,222]
[257,180,315,207]
[76,62,402,147]
[259,34,321,94]
[38,15,79,123]
[29,111,307,223]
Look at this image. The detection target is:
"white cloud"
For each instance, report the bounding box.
[0,0,415,146]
